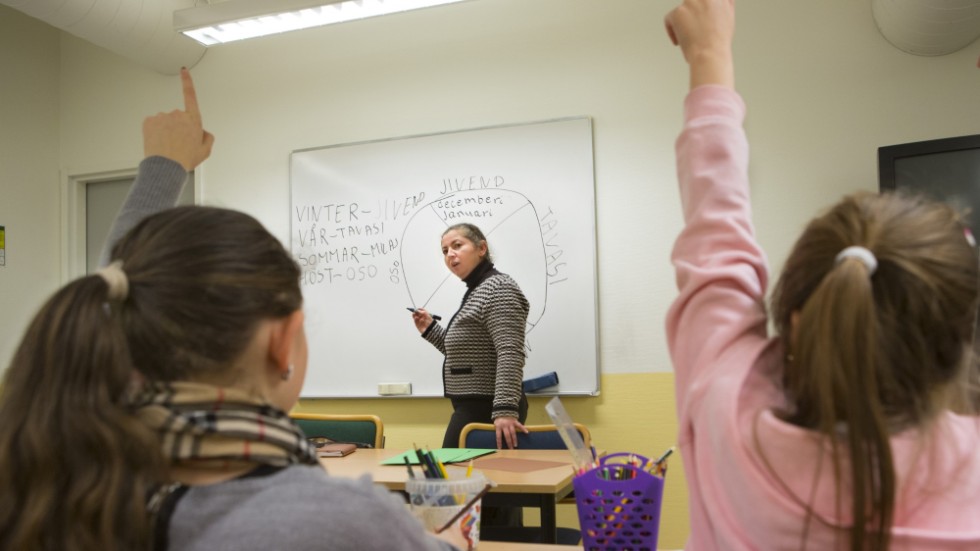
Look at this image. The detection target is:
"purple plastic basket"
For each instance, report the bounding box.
[573,452,665,551]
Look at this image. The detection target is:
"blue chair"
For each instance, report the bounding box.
[290,413,384,448]
[459,422,591,545]
[459,422,591,451]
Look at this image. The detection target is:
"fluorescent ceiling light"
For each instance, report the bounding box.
[175,0,470,46]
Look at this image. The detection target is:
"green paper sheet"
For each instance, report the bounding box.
[381,448,496,466]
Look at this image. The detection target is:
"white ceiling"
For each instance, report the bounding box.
[0,0,205,74]
[1,0,978,75]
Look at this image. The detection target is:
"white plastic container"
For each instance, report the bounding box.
[406,472,488,549]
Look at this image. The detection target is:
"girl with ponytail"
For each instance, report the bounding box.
[665,1,980,549]
[0,70,462,551]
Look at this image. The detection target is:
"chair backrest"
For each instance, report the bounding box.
[290,413,385,449]
[459,422,591,450]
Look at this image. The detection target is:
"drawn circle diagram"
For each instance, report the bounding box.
[399,189,548,337]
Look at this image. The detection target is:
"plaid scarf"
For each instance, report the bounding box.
[133,381,319,469]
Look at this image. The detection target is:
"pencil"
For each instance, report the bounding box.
[652,446,675,477]
[403,455,415,479]
[434,483,494,534]
[653,446,675,467]
[466,460,474,478]
[423,448,441,479]
[413,444,430,478]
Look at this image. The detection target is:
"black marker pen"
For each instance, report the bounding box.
[406,307,442,321]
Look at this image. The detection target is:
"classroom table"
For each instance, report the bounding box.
[321,448,579,544]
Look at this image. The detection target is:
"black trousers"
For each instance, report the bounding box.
[443,394,529,529]
[442,394,529,448]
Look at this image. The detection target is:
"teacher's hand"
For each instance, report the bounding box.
[411,308,434,333]
[143,67,215,172]
[494,416,528,450]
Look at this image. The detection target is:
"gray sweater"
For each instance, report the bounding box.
[169,465,452,551]
[107,156,457,551]
[98,156,188,267]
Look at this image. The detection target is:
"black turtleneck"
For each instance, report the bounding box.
[461,260,500,303]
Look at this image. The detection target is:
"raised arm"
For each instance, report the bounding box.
[664,0,770,406]
[98,68,214,266]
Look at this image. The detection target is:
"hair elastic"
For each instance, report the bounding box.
[97,260,129,301]
[835,246,877,275]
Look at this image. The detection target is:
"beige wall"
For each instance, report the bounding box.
[2,1,979,548]
[0,6,61,364]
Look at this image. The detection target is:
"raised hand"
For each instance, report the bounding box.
[664,0,736,90]
[142,67,215,171]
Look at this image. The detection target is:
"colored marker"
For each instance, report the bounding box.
[406,307,442,321]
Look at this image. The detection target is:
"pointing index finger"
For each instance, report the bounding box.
[180,67,201,123]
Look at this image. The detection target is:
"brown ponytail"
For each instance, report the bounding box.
[790,257,895,550]
[0,276,164,551]
[772,191,979,550]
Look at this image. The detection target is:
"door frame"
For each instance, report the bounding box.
[61,167,197,283]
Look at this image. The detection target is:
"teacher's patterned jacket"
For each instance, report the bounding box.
[422,260,529,419]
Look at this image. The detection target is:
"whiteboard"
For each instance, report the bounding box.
[289,118,598,397]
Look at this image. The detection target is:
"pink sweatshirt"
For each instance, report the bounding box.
[667,85,980,550]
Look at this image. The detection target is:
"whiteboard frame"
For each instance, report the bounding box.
[289,116,600,398]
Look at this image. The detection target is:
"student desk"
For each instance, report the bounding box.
[321,448,578,544]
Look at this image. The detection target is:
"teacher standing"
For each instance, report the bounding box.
[411,223,530,449]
